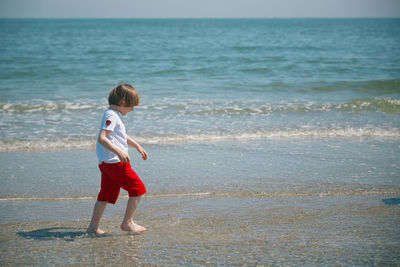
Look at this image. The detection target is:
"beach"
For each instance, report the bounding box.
[1,196,399,266]
[1,18,400,265]
[1,140,400,265]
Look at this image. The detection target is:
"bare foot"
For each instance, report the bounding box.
[87,227,109,237]
[120,221,147,234]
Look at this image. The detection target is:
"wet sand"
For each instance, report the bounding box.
[1,140,399,265]
[1,195,399,266]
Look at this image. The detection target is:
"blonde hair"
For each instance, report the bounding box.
[108,83,140,107]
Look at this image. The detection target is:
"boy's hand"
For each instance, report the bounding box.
[126,135,148,160]
[118,151,131,163]
[137,146,148,160]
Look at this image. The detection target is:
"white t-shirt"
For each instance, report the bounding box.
[96,108,128,164]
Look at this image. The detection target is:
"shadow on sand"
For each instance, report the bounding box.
[382,197,400,206]
[17,227,87,241]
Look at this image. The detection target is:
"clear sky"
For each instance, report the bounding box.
[0,0,399,18]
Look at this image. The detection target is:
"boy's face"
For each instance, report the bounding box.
[119,105,134,115]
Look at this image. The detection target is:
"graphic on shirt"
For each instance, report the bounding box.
[106,120,112,126]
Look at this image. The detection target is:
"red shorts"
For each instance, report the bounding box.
[97,161,146,204]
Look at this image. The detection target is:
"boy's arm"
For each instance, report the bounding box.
[127,135,148,160]
[98,129,130,163]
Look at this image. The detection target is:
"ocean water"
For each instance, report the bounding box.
[0,19,400,150]
[1,19,400,266]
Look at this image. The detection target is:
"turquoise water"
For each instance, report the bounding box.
[0,19,399,150]
[1,19,400,265]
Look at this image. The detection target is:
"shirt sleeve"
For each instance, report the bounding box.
[101,112,117,132]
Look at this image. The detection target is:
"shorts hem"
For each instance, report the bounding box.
[97,197,118,204]
[128,189,147,198]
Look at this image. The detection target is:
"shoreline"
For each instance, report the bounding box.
[1,126,400,152]
[2,187,400,203]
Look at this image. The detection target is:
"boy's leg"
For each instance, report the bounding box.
[87,200,107,235]
[120,196,147,233]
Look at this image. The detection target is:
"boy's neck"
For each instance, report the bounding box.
[109,105,119,112]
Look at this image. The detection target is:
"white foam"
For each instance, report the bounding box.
[1,127,399,151]
[0,101,103,113]
[0,139,96,152]
[135,127,400,145]
[2,97,399,115]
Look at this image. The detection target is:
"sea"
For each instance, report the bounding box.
[0,18,399,266]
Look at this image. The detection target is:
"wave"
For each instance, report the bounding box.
[0,101,102,113]
[183,98,400,115]
[2,97,399,114]
[231,45,265,51]
[0,139,96,152]
[335,98,400,114]
[309,79,400,94]
[1,127,399,151]
[135,128,400,144]
[239,67,272,74]
[355,79,400,94]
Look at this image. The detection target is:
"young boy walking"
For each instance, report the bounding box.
[87,83,148,236]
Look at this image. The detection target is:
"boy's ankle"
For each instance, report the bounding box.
[121,220,133,226]
[120,221,147,233]
[87,224,99,232]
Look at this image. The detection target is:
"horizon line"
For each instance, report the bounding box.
[1,16,399,19]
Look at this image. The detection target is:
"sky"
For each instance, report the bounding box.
[0,0,399,18]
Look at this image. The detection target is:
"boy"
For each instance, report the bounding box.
[87,83,148,236]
